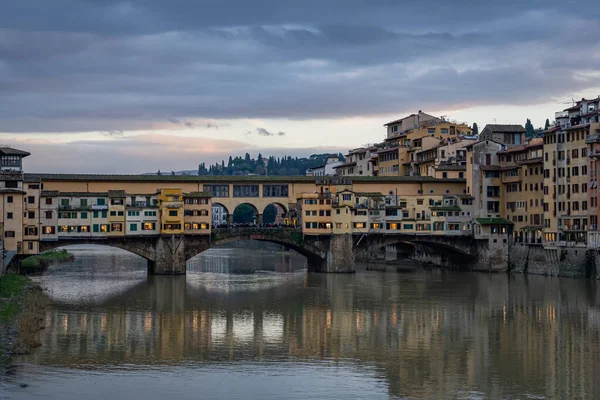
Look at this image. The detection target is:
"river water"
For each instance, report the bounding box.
[1,244,600,399]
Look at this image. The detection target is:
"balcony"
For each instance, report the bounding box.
[0,170,24,180]
[59,205,92,211]
[163,201,183,208]
[586,134,600,144]
[127,202,158,208]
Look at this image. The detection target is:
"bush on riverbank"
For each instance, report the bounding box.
[20,249,74,273]
[0,274,49,356]
[0,275,30,321]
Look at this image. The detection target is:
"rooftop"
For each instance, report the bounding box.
[0,147,30,157]
[26,173,465,184]
[481,124,526,134]
[332,162,356,169]
[43,191,110,197]
[476,218,513,226]
[384,111,438,126]
[184,191,212,198]
[436,164,466,171]
[108,190,126,198]
[354,192,385,198]
[377,146,399,154]
[0,189,26,194]
[519,157,543,165]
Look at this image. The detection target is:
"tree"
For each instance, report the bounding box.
[472,123,479,136]
[232,204,256,224]
[545,118,551,130]
[525,118,536,138]
[263,204,278,224]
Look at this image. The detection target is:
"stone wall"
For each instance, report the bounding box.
[509,243,598,279]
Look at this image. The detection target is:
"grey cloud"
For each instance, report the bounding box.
[256,128,286,137]
[168,118,194,128]
[0,1,598,133]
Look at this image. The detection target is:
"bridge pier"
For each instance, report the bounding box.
[149,235,187,275]
[307,234,355,273]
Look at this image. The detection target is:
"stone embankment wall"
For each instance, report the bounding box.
[509,243,599,279]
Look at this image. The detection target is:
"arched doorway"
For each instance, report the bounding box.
[262,202,288,226]
[212,203,230,227]
[232,203,260,225]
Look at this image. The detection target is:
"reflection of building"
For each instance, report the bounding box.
[212,204,227,226]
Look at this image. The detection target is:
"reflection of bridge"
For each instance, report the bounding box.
[36,272,600,398]
[36,227,494,275]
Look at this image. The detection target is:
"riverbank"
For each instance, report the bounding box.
[19,250,75,274]
[0,274,49,366]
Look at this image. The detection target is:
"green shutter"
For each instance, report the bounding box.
[93,224,99,232]
[102,211,107,218]
[81,212,87,219]
[130,224,137,231]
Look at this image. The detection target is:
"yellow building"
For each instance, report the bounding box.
[159,189,184,234]
[297,192,333,235]
[498,139,544,243]
[183,192,212,234]
[381,113,473,177]
[542,123,589,246]
[23,178,41,254]
[107,190,126,236]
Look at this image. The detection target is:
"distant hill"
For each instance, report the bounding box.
[149,153,345,176]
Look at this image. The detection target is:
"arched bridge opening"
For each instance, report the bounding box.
[38,238,156,262]
[185,228,328,268]
[357,234,477,269]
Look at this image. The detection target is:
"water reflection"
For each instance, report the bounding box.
[6,245,600,399]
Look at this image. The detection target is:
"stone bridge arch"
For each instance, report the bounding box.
[357,234,478,268]
[38,237,157,262]
[185,229,328,265]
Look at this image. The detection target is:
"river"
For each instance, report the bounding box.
[1,244,600,399]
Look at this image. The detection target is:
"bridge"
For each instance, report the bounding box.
[35,228,500,275]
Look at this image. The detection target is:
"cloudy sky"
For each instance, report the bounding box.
[1,0,599,173]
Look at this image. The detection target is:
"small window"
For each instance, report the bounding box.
[6,212,13,219]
